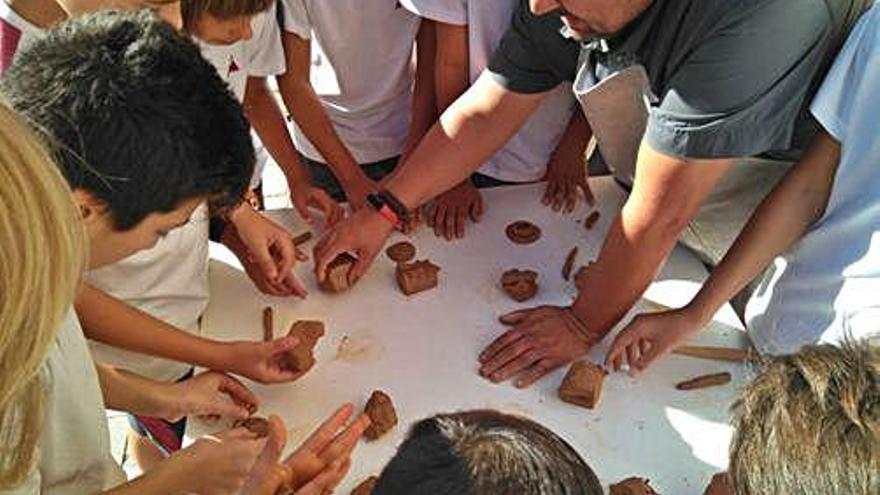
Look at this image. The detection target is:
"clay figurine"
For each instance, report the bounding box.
[385,241,416,263]
[234,416,270,438]
[501,269,539,302]
[396,259,440,296]
[350,476,378,495]
[505,220,541,244]
[283,320,325,373]
[610,477,660,495]
[561,246,579,281]
[584,211,600,230]
[675,372,732,391]
[363,390,398,440]
[319,253,357,293]
[558,360,607,410]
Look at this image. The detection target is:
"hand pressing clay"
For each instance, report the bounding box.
[584,211,600,230]
[501,269,539,302]
[561,246,578,281]
[363,390,398,440]
[505,220,542,244]
[319,253,357,293]
[610,477,660,495]
[282,320,325,373]
[396,259,440,296]
[558,361,607,410]
[350,476,378,495]
[675,372,732,391]
[385,241,416,263]
[234,416,270,438]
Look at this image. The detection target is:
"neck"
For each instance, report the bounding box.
[5,0,67,29]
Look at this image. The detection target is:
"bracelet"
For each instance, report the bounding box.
[366,193,402,229]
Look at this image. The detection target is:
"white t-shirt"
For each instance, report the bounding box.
[199,4,287,188]
[87,203,210,382]
[1,311,126,495]
[399,0,576,182]
[280,0,421,164]
[745,6,880,355]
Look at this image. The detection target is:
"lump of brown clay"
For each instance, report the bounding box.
[385,241,416,263]
[234,416,270,438]
[318,253,356,293]
[363,390,397,440]
[396,259,440,296]
[561,246,579,281]
[609,477,660,495]
[501,269,539,302]
[350,476,378,495]
[558,361,607,410]
[675,372,732,391]
[584,211,600,230]
[262,306,274,342]
[282,320,325,373]
[505,220,541,244]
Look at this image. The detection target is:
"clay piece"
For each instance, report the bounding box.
[385,241,416,263]
[561,246,579,281]
[318,253,357,293]
[363,390,398,440]
[396,259,440,296]
[675,372,732,391]
[350,476,378,495]
[672,346,751,363]
[609,477,660,495]
[584,211,600,230]
[558,361,607,410]
[282,320,325,373]
[291,230,313,246]
[505,220,542,245]
[234,416,270,438]
[501,269,539,302]
[262,306,274,342]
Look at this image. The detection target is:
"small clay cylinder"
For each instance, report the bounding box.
[562,246,578,281]
[262,306,273,342]
[584,211,600,230]
[675,372,732,391]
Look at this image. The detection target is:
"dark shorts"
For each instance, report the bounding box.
[127,369,193,455]
[303,155,399,202]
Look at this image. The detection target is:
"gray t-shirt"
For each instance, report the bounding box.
[489,0,860,160]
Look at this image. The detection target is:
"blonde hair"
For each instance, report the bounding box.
[729,339,880,495]
[0,102,87,487]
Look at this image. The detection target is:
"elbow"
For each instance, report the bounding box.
[622,194,697,245]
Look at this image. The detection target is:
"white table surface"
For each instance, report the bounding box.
[190,178,750,494]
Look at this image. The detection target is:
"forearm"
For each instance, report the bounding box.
[687,131,841,323]
[75,283,231,370]
[401,19,438,158]
[96,364,172,418]
[554,109,592,163]
[98,457,193,495]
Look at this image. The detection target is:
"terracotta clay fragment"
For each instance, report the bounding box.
[501,269,539,302]
[396,259,440,296]
[584,211,600,230]
[291,230,313,246]
[703,473,733,495]
[610,477,660,495]
[385,241,416,263]
[675,372,732,391]
[505,220,541,244]
[234,416,270,438]
[350,476,378,495]
[282,320,325,373]
[561,246,579,281]
[363,390,397,440]
[558,361,607,410]
[319,253,356,293]
[672,345,751,363]
[262,306,273,342]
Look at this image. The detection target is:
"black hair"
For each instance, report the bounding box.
[0,10,253,230]
[373,410,603,495]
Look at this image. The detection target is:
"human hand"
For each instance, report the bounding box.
[240,415,292,495]
[290,183,345,227]
[313,207,395,288]
[159,371,258,423]
[341,176,379,211]
[172,427,266,495]
[703,473,733,495]
[222,224,308,298]
[605,307,703,376]
[224,336,312,384]
[542,144,593,213]
[424,180,483,240]
[478,306,602,388]
[229,205,299,286]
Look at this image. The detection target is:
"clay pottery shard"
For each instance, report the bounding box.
[609,477,660,495]
[561,246,579,281]
[584,211,600,230]
[234,416,270,438]
[363,390,398,440]
[558,360,607,410]
[505,220,542,244]
[385,241,416,263]
[396,259,440,296]
[319,253,357,293]
[501,269,539,302]
[350,476,378,495]
[284,320,325,372]
[675,372,731,391]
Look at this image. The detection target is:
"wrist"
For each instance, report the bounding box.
[565,306,605,346]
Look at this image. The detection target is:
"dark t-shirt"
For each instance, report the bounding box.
[489,0,860,160]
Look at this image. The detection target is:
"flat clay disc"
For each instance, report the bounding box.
[505,220,541,245]
[386,241,416,263]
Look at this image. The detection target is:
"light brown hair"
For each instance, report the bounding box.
[181,0,274,31]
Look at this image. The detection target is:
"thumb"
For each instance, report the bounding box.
[266,335,300,357]
[498,308,535,326]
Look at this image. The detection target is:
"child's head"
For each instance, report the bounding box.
[56,0,183,28]
[373,410,603,495]
[181,0,273,45]
[1,10,253,268]
[0,101,87,488]
[729,339,879,495]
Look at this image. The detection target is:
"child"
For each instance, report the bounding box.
[372,410,602,494]
[606,4,880,373]
[400,0,591,240]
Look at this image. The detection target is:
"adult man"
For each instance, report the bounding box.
[315,0,868,387]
